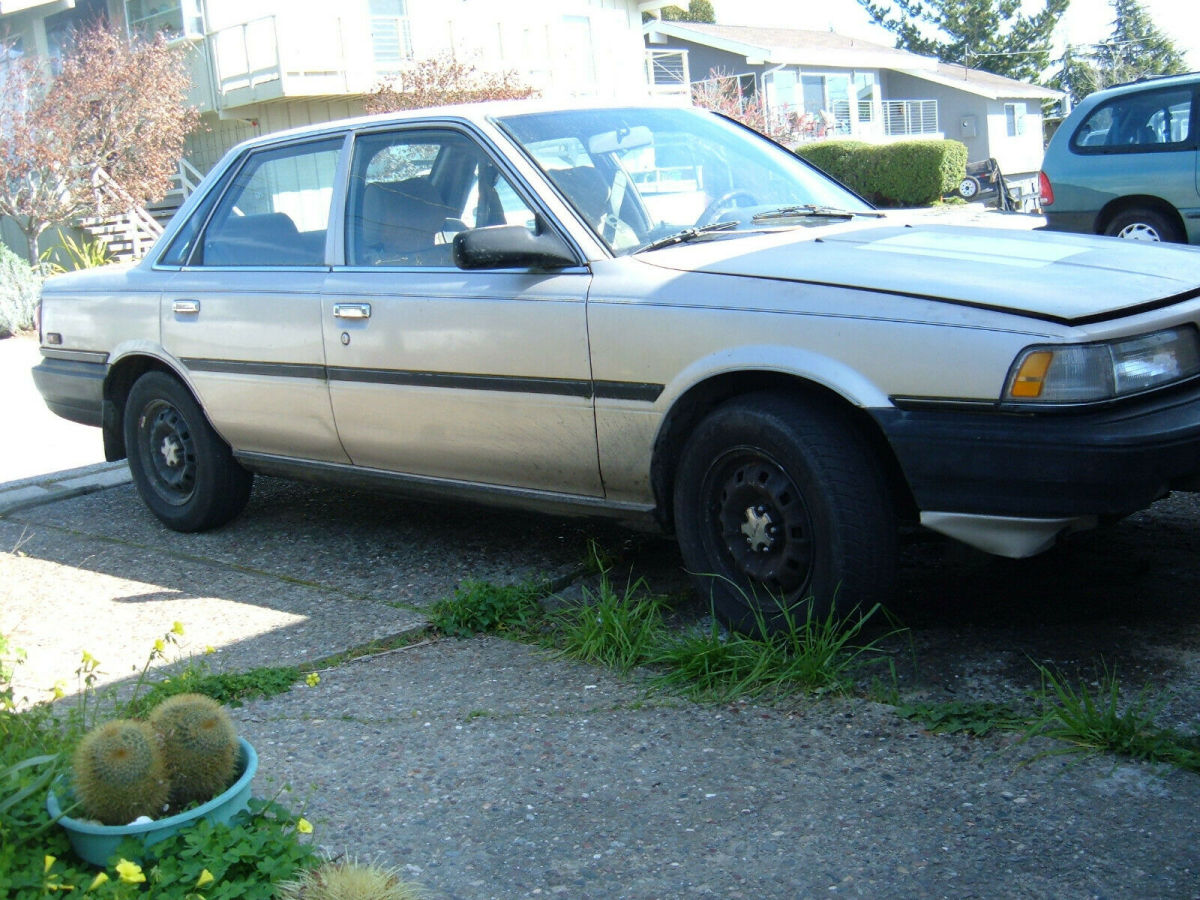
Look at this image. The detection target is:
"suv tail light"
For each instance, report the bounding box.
[1038,171,1054,206]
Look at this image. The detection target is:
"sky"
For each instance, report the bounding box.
[709,0,1200,70]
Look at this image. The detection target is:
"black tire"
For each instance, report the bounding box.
[1104,208,1183,243]
[672,392,896,634]
[124,371,252,532]
[957,175,981,200]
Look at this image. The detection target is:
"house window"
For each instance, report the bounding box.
[370,0,413,72]
[1005,102,1023,137]
[124,0,203,40]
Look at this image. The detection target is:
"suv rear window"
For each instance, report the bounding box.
[1070,86,1194,152]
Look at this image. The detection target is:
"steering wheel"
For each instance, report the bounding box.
[696,190,758,226]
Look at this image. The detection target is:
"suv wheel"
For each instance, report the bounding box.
[1104,208,1183,243]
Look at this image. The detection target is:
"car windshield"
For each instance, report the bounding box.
[495,106,872,256]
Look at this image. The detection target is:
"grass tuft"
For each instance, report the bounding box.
[551,567,668,673]
[1026,663,1200,771]
[652,583,896,702]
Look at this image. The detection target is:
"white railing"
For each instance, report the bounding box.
[84,169,164,262]
[168,158,204,202]
[882,99,939,137]
[645,49,690,96]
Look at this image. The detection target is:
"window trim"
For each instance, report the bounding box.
[338,120,585,271]
[164,135,347,270]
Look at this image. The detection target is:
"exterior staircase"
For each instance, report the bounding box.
[79,159,203,262]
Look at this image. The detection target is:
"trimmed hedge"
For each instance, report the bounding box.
[796,139,967,207]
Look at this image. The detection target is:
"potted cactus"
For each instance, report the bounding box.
[46,694,257,866]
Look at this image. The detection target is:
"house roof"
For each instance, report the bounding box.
[899,62,1064,100]
[645,21,939,71]
[645,21,1064,100]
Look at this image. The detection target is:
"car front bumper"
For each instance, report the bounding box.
[872,381,1200,555]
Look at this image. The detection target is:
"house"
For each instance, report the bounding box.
[1,0,659,256]
[644,21,1065,202]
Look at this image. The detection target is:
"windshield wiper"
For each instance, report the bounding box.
[751,204,885,223]
[635,220,739,253]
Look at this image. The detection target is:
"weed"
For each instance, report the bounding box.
[1026,663,1200,771]
[429,578,546,637]
[895,699,1030,737]
[552,565,668,673]
[652,584,896,702]
[126,665,302,716]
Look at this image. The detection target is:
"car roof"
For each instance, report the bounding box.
[1079,70,1200,106]
[227,97,703,154]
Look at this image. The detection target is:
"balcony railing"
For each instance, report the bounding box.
[882,99,939,137]
[209,13,386,107]
[645,49,690,97]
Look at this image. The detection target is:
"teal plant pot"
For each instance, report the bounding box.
[47,737,257,867]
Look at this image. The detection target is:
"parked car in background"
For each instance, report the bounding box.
[32,102,1200,632]
[1039,72,1200,244]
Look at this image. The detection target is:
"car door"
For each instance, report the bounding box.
[322,126,601,496]
[160,136,351,464]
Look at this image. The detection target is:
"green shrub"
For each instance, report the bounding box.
[0,242,43,337]
[797,139,967,207]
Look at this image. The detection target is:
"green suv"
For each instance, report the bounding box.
[1039,72,1199,244]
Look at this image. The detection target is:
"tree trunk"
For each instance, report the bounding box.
[23,222,46,266]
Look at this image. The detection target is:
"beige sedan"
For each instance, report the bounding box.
[34,102,1200,631]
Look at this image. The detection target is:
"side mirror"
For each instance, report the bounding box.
[452,224,577,271]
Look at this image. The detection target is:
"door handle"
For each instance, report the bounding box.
[333,303,371,319]
[172,299,200,314]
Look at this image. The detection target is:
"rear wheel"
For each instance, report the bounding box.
[124,372,252,532]
[672,392,896,634]
[957,175,981,200]
[1104,208,1183,243]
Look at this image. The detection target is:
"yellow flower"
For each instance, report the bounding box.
[86,872,110,891]
[80,650,96,666]
[296,817,313,834]
[172,621,185,635]
[305,673,320,687]
[44,855,56,874]
[204,645,216,655]
[154,638,166,654]
[115,859,145,884]
[51,681,66,700]
[195,869,214,889]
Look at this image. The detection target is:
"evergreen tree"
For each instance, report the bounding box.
[1047,0,1188,105]
[856,0,1068,82]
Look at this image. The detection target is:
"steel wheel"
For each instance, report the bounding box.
[673,391,896,633]
[703,448,815,597]
[124,372,252,532]
[139,399,198,506]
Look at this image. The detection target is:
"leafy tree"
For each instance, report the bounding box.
[364,53,538,114]
[0,24,196,263]
[856,0,1068,82]
[645,1,716,22]
[1048,0,1188,104]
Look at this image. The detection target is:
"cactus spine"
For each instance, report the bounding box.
[72,719,168,825]
[149,693,238,807]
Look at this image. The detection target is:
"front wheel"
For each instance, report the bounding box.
[124,372,252,532]
[672,392,896,633]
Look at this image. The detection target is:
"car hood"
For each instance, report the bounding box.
[636,223,1200,324]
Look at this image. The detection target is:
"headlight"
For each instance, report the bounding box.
[1004,326,1200,402]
